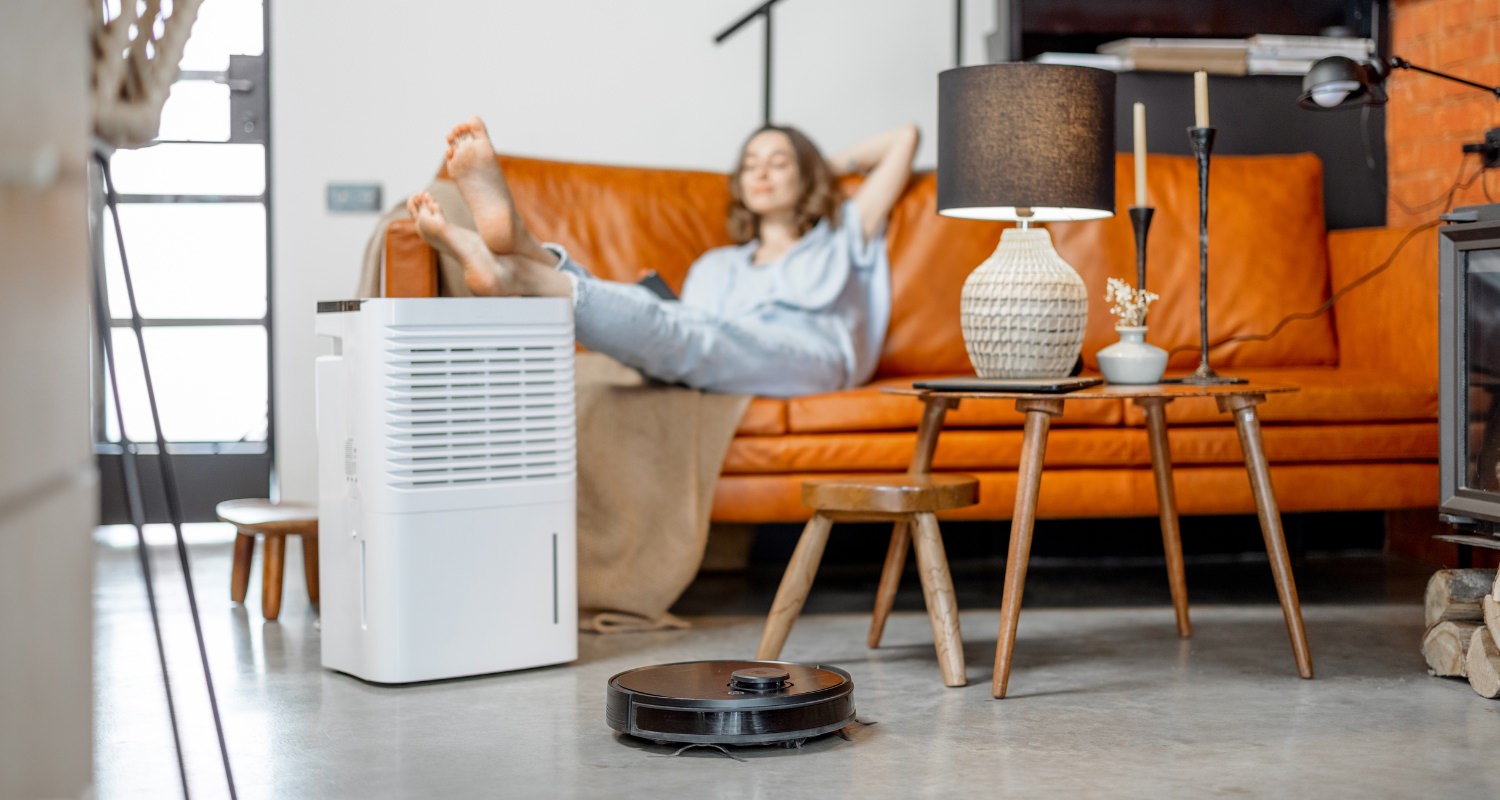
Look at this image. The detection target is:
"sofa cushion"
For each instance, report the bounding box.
[736,397,787,435]
[720,422,1437,475]
[1118,366,1438,425]
[1050,152,1338,370]
[722,428,1143,474]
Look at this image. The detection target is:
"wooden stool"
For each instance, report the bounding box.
[216,499,318,621]
[755,474,979,687]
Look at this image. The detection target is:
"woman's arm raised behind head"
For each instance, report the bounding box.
[827,123,919,241]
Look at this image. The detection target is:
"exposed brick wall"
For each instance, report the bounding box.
[1389,0,1500,226]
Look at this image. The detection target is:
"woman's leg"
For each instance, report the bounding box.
[408,192,571,298]
[565,256,847,397]
[443,117,555,266]
[409,195,845,396]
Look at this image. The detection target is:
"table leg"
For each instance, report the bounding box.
[1136,397,1191,638]
[993,397,1063,698]
[871,397,958,648]
[908,396,956,476]
[1219,393,1314,679]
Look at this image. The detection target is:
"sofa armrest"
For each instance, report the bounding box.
[383,218,439,298]
[1326,224,1440,382]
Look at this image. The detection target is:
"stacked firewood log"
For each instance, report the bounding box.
[1421,568,1500,698]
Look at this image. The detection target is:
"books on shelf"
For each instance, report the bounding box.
[1246,34,1373,59]
[1096,37,1249,75]
[1034,51,1128,71]
[1245,56,1318,76]
[1245,35,1373,76]
[1035,35,1377,78]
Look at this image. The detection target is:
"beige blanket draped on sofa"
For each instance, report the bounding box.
[358,182,750,632]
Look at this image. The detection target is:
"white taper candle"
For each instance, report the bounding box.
[1194,71,1209,128]
[1133,102,1147,207]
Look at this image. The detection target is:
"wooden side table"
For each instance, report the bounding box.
[216,499,319,621]
[888,382,1313,698]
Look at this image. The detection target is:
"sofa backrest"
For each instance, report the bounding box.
[1053,152,1337,371]
[407,150,1337,378]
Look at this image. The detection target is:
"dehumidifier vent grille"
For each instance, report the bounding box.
[382,325,575,489]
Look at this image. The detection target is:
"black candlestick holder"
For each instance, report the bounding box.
[1128,205,1154,313]
[1179,125,1244,385]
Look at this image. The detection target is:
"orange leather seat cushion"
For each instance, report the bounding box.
[1119,366,1438,425]
[722,421,1437,475]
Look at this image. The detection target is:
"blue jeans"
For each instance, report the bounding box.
[551,247,847,398]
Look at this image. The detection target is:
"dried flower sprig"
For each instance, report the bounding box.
[1105,278,1159,327]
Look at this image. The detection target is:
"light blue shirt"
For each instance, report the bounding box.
[677,199,892,388]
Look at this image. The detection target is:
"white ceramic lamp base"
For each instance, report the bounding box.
[960,227,1088,378]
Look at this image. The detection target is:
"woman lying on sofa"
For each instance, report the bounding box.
[405,116,918,398]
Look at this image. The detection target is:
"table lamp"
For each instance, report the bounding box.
[938,63,1116,378]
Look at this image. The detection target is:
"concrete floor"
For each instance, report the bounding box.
[93,529,1500,799]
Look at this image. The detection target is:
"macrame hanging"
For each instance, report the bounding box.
[91,0,204,149]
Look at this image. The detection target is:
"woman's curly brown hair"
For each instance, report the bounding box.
[726,125,840,244]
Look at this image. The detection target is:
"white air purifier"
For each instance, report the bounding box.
[315,297,577,683]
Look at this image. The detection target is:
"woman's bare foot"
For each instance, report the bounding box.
[445,117,549,263]
[407,192,513,296]
[406,192,570,298]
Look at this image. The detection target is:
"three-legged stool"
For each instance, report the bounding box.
[754,474,979,687]
[216,499,318,621]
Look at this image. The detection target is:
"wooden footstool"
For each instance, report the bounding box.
[216,499,318,621]
[754,474,979,687]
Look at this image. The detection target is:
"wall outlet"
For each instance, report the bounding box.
[326,183,383,213]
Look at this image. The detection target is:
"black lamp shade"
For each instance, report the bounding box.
[937,63,1116,222]
[1298,55,1388,110]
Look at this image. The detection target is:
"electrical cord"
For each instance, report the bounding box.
[1166,219,1443,359]
[1391,151,1487,216]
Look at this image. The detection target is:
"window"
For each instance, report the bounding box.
[96,0,272,522]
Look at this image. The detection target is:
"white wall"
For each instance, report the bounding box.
[271,0,995,501]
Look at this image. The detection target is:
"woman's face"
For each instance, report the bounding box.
[738,130,801,219]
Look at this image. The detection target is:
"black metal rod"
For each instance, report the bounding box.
[90,158,191,800]
[716,1,788,126]
[98,151,240,799]
[954,0,963,67]
[714,0,781,43]
[1392,56,1500,98]
[764,5,773,126]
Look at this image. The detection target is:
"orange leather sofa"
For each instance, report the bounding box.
[378,151,1441,524]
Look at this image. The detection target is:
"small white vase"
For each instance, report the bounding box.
[1096,326,1168,385]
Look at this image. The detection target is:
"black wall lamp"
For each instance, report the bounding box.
[1299,54,1500,165]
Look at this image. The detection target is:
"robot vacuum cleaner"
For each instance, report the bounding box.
[606,660,856,747]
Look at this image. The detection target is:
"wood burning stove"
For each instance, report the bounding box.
[1438,203,1500,550]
